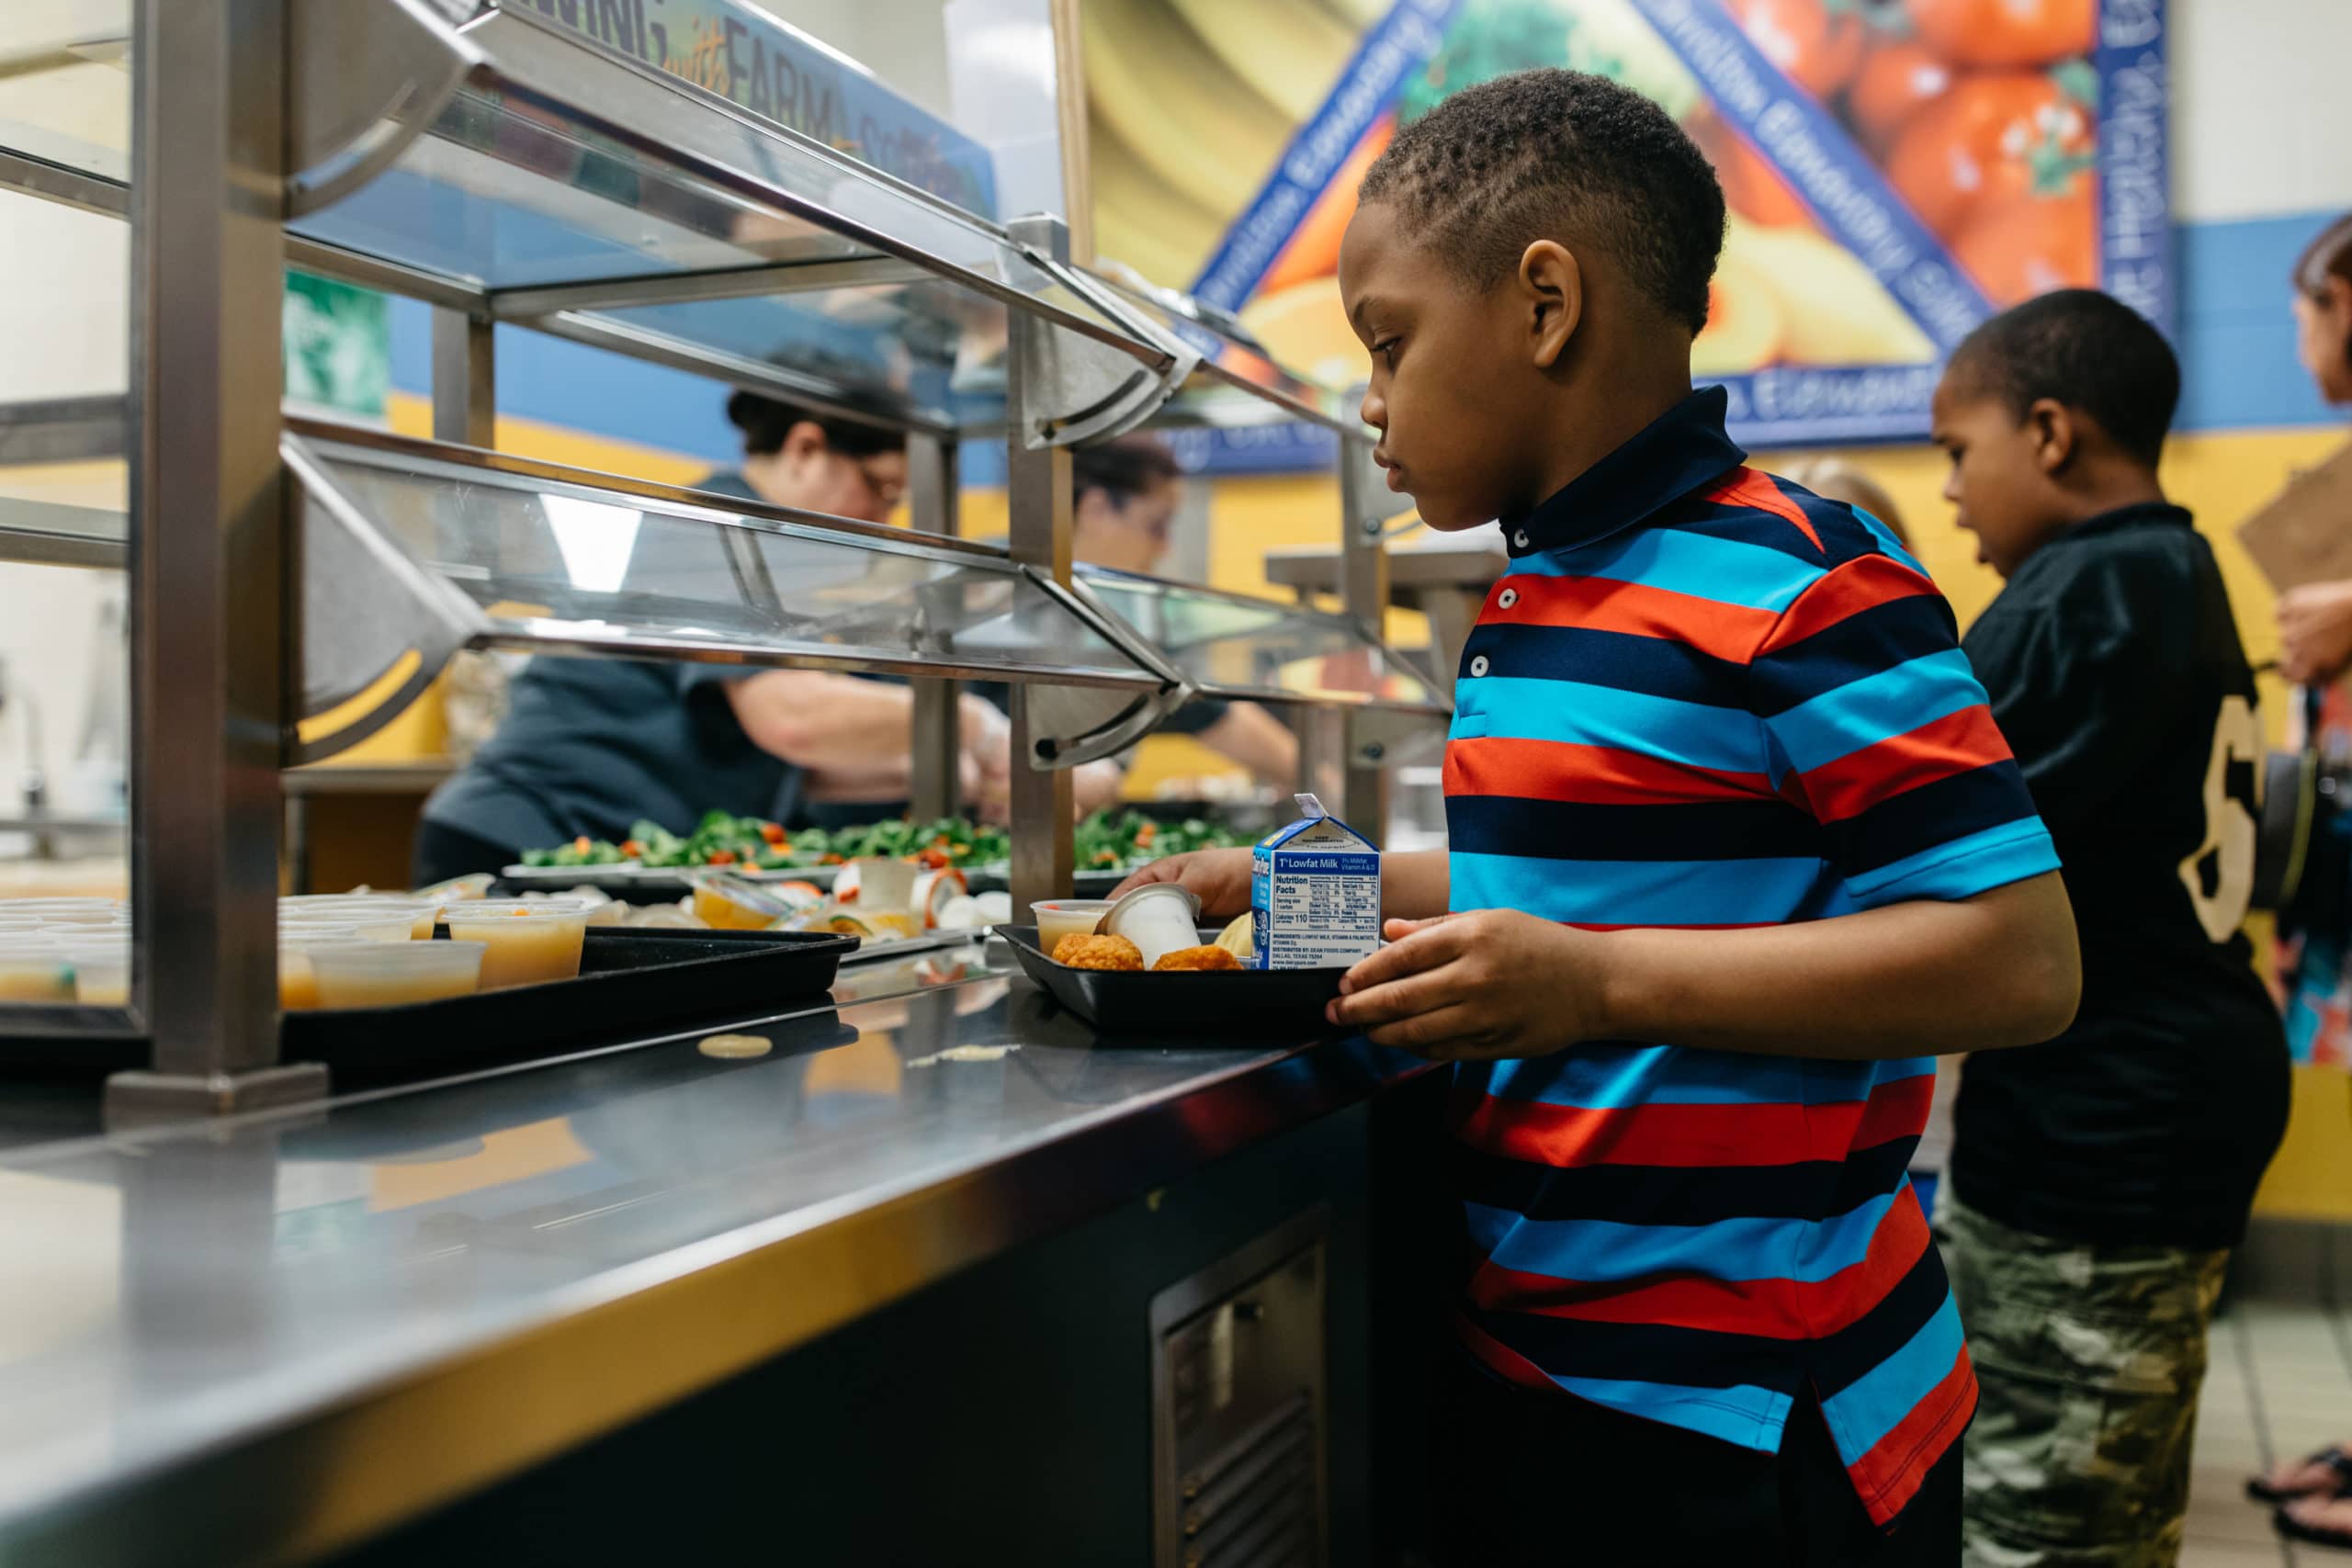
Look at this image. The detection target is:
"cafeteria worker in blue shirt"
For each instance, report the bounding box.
[414,391,1015,883]
[416,403,1300,881]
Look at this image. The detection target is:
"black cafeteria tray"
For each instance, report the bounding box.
[0,928,855,1080]
[280,927,857,1077]
[999,924,1347,1037]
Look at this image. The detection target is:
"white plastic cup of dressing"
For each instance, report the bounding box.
[1100,883,1203,970]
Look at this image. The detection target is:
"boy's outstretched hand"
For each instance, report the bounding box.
[1329,911,1601,1059]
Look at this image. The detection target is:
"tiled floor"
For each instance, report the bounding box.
[2186,1300,2352,1566]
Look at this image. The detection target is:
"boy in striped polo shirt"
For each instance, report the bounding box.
[1118,68,2080,1564]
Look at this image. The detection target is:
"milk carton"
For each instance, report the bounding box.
[1252,794,1381,970]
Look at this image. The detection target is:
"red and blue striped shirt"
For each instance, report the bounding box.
[1444,387,2057,1527]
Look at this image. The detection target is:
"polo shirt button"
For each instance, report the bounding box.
[1468,655,1489,678]
[1497,588,1519,610]
[1511,529,1529,549]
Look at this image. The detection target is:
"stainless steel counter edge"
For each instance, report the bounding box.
[0,979,1434,1568]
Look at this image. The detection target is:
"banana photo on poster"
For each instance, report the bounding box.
[1085,0,2168,451]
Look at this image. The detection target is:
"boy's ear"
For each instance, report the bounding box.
[1517,240,1583,369]
[2025,397,2078,476]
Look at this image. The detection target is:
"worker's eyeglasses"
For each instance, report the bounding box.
[847,454,905,512]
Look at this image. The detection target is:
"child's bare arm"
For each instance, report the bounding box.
[1378,849,1450,921]
[1329,871,2078,1061]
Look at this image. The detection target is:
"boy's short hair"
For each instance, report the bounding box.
[1945,289,2180,469]
[1358,68,1724,335]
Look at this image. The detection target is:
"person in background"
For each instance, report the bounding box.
[2271,212,2352,686]
[1928,289,2289,1567]
[413,392,1012,882]
[1065,438,1301,787]
[1779,457,1914,551]
[795,435,1302,827]
[1125,68,2079,1564]
[2245,210,2352,1548]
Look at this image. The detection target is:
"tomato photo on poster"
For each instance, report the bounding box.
[1086,0,2167,457]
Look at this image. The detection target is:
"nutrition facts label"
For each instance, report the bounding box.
[1264,855,1379,968]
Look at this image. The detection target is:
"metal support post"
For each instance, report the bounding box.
[1337,439,1393,837]
[431,307,494,447]
[1005,215,1077,910]
[907,433,962,822]
[108,0,324,1115]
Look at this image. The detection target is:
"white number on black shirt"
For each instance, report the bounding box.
[2179,695,2260,943]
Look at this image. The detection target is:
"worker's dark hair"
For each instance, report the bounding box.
[2295,211,2352,299]
[1358,68,1725,335]
[1945,289,2180,470]
[1072,435,1182,506]
[2295,212,2352,375]
[724,390,905,459]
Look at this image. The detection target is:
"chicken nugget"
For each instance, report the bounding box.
[1152,944,1243,973]
[1054,932,1144,971]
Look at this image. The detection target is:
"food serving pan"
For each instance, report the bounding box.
[278,927,856,1078]
[998,924,1347,1037]
[0,928,856,1078]
[499,860,1022,901]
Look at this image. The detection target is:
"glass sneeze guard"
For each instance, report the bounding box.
[287,429,1170,701]
[1074,566,1445,716]
[280,2,1190,441]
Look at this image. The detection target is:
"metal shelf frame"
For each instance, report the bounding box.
[0,0,1427,1112]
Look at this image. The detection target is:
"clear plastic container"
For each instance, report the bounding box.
[1100,884,1204,969]
[0,937,72,1002]
[280,896,438,939]
[0,899,124,928]
[690,880,788,931]
[282,911,413,943]
[51,933,131,1006]
[278,931,368,1012]
[1031,899,1114,953]
[440,900,592,989]
[309,940,488,1009]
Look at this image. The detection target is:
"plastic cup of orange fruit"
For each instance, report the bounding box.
[1031,899,1114,953]
[309,940,487,1009]
[280,896,438,939]
[690,881,786,931]
[440,899,591,989]
[51,932,131,1005]
[0,899,123,928]
[278,931,368,1011]
[0,936,71,1002]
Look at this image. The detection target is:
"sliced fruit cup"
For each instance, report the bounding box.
[282,911,414,944]
[1032,899,1114,953]
[0,936,72,1003]
[278,931,369,1012]
[439,899,592,990]
[280,896,440,939]
[309,940,488,1009]
[688,876,795,931]
[48,931,132,1006]
[0,898,125,928]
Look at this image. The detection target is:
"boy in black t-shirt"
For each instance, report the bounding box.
[1930,290,2290,1565]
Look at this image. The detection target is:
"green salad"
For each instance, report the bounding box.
[521,809,1248,873]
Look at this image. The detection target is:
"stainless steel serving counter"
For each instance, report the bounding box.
[0,936,1430,1567]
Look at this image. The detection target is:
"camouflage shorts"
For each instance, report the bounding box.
[1934,1190,2229,1568]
